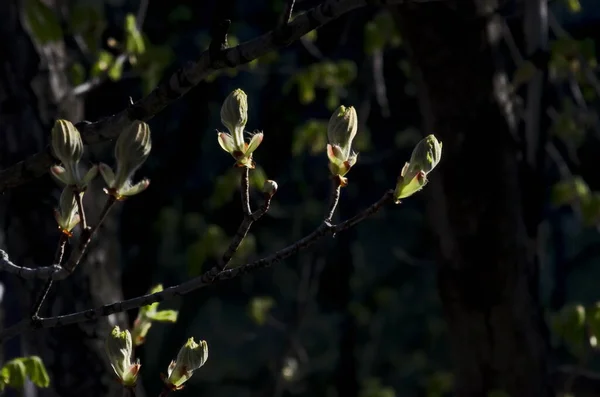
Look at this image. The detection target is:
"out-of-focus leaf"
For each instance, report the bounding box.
[108,59,123,81]
[551,176,590,207]
[70,62,86,86]
[581,192,600,226]
[208,168,239,210]
[248,296,275,325]
[186,224,227,275]
[425,371,453,397]
[359,378,396,397]
[0,356,50,391]
[250,166,268,191]
[512,61,537,89]
[24,0,63,44]
[292,120,328,155]
[91,51,115,78]
[124,13,145,56]
[169,5,193,23]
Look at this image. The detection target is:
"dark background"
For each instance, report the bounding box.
[2,0,600,396]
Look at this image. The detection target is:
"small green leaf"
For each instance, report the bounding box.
[124,13,145,56]
[108,59,123,81]
[91,51,115,77]
[248,296,275,326]
[22,357,50,388]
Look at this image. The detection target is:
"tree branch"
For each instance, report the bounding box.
[0,0,408,193]
[0,190,393,342]
[0,249,68,280]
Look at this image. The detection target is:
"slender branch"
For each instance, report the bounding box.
[0,0,409,192]
[0,190,393,342]
[241,167,252,216]
[61,195,116,273]
[219,184,275,271]
[30,234,69,318]
[325,178,341,222]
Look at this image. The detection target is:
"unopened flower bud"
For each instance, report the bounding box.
[393,134,442,203]
[53,187,80,235]
[407,134,442,175]
[51,119,84,167]
[263,180,278,197]
[327,105,357,157]
[105,326,141,387]
[221,89,248,148]
[164,338,208,390]
[114,121,152,189]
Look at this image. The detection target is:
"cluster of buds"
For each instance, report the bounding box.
[50,119,98,190]
[53,187,81,236]
[162,337,209,391]
[131,284,179,346]
[99,121,152,200]
[393,134,442,203]
[217,89,264,168]
[105,326,141,387]
[326,105,359,186]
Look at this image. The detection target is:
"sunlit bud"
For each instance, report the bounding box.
[221,89,248,149]
[393,135,442,203]
[51,119,84,169]
[114,121,152,189]
[327,105,357,158]
[218,89,263,169]
[164,338,208,390]
[53,187,80,235]
[105,326,141,387]
[101,122,152,200]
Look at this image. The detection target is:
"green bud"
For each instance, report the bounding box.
[262,180,278,197]
[327,105,357,158]
[53,187,80,235]
[164,338,208,390]
[221,89,248,149]
[407,134,442,175]
[105,326,141,387]
[50,119,85,186]
[393,135,442,203]
[325,106,359,183]
[51,119,84,167]
[114,121,152,189]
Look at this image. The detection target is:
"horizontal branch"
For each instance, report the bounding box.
[0,250,69,280]
[0,0,408,192]
[0,190,393,342]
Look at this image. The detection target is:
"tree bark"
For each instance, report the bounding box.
[0,1,128,396]
[394,2,553,397]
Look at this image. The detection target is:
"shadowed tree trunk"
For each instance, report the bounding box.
[394,2,553,397]
[0,1,129,396]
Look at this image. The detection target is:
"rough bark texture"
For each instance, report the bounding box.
[395,2,553,397]
[0,1,128,396]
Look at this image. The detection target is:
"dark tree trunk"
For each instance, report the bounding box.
[394,2,553,397]
[0,1,128,396]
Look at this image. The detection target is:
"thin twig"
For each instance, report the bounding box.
[0,0,409,192]
[241,167,252,216]
[30,234,68,318]
[61,195,117,273]
[325,178,341,223]
[0,190,393,342]
[219,186,275,271]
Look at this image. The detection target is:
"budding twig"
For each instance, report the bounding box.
[0,250,67,280]
[0,190,393,342]
[62,195,117,273]
[241,167,252,216]
[325,178,342,223]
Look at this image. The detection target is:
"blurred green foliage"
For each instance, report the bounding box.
[0,356,50,392]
